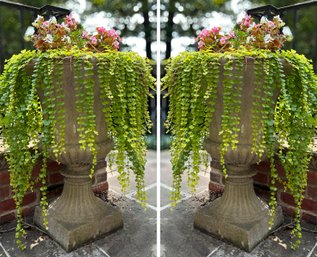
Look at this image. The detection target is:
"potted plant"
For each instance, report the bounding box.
[0,15,154,251]
[163,15,317,251]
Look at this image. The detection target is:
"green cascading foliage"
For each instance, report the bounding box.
[163,48,317,248]
[0,48,155,248]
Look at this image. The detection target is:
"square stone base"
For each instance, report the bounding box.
[194,204,284,252]
[34,204,123,252]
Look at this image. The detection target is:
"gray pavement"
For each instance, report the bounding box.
[0,150,157,257]
[1,150,317,257]
[160,150,317,257]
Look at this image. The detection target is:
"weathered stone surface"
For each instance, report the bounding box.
[201,59,284,251]
[0,194,155,257]
[34,202,123,252]
[194,203,283,252]
[34,168,123,252]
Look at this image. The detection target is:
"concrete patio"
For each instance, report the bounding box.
[1,150,317,257]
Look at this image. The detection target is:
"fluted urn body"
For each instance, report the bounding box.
[194,58,284,252]
[34,58,123,252]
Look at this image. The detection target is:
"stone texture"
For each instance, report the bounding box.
[202,59,284,252]
[194,203,283,252]
[34,167,123,252]
[34,203,123,252]
[32,58,119,251]
[162,192,317,257]
[0,194,155,257]
[195,167,283,252]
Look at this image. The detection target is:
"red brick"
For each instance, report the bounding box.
[253,161,270,174]
[253,172,268,185]
[279,192,295,206]
[0,198,16,212]
[47,160,64,172]
[22,192,37,207]
[31,163,41,179]
[48,172,64,184]
[32,181,43,189]
[22,206,36,218]
[208,181,224,194]
[93,181,108,193]
[0,186,11,200]
[302,198,317,212]
[276,163,286,179]
[302,211,317,224]
[281,192,317,212]
[0,171,10,185]
[306,186,317,200]
[281,205,295,218]
[0,211,15,224]
[308,171,317,187]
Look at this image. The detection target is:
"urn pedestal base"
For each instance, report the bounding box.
[34,204,123,252]
[34,166,123,252]
[194,204,283,252]
[194,166,283,252]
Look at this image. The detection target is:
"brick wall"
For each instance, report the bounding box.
[0,155,108,225]
[209,154,317,224]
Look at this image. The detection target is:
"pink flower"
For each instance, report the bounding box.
[198,41,205,49]
[211,26,221,35]
[267,21,276,29]
[96,26,106,34]
[65,15,76,27]
[199,29,210,38]
[42,21,49,27]
[113,41,119,50]
[90,36,97,45]
[220,36,227,45]
[107,29,118,38]
[82,31,89,39]
[229,31,235,38]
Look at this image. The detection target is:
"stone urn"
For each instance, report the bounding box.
[33,58,123,252]
[194,58,284,252]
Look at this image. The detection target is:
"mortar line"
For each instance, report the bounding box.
[0,242,11,257]
[92,243,111,257]
[306,241,317,257]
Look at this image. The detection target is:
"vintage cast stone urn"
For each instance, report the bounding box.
[33,58,123,252]
[194,58,284,252]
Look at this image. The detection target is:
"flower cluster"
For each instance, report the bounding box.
[196,15,287,52]
[82,27,121,51]
[31,15,79,50]
[31,15,121,51]
[239,15,286,50]
[196,26,235,52]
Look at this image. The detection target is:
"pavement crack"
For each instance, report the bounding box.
[0,243,11,257]
[206,244,224,257]
[92,243,111,257]
[307,241,317,257]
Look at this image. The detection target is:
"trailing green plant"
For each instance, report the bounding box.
[0,48,154,248]
[163,47,317,248]
[164,14,317,248]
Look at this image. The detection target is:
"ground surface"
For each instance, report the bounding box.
[1,150,317,257]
